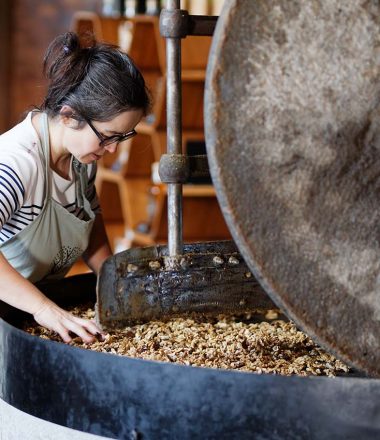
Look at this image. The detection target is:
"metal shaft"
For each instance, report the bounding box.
[166,0,183,256]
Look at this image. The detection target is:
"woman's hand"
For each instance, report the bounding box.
[33,299,105,343]
[0,252,105,344]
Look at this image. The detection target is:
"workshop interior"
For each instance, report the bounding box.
[0,1,380,439]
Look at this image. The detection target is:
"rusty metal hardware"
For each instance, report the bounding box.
[160,8,189,38]
[165,0,183,256]
[160,9,217,38]
[188,155,210,179]
[186,15,218,36]
[96,241,275,330]
[159,154,210,183]
[159,153,189,183]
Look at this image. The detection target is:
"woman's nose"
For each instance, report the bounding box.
[104,142,118,154]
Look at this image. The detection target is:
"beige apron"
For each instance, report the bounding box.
[0,113,95,283]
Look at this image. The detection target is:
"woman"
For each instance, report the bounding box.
[0,32,150,343]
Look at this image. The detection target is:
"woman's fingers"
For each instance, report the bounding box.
[68,316,106,342]
[76,316,105,336]
[62,317,96,344]
[33,301,105,344]
[55,324,73,344]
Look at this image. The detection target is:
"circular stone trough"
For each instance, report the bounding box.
[0,274,380,439]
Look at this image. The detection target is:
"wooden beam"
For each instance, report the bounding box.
[0,0,10,133]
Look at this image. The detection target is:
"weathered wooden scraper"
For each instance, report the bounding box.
[96,241,274,329]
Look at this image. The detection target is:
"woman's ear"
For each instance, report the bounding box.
[59,105,79,128]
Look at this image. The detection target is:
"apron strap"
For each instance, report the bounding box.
[39,112,93,216]
[40,113,52,198]
[73,158,85,209]
[73,158,93,217]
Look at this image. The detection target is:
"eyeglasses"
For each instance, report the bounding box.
[85,118,137,147]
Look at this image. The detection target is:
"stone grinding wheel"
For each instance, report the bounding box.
[205,0,380,377]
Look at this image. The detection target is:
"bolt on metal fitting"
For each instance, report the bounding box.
[213,256,224,266]
[180,257,190,270]
[127,263,138,273]
[149,260,161,270]
[228,256,239,265]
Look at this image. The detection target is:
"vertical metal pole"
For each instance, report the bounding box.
[166,0,183,256]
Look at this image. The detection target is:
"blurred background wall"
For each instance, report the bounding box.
[0,0,224,134]
[0,0,102,133]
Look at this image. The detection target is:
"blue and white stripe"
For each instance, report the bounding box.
[0,163,99,244]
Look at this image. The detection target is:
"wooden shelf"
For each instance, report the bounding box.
[116,183,230,248]
[72,12,230,248]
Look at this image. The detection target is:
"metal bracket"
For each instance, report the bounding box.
[160,9,218,38]
[188,155,210,179]
[159,154,189,183]
[159,154,210,183]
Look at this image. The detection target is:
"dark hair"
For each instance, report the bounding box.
[41,32,150,121]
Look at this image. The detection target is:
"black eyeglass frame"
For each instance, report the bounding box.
[85,118,137,147]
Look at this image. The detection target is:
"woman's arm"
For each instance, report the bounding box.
[0,252,104,343]
[82,213,113,275]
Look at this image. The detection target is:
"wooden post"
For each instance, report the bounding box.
[0,0,11,133]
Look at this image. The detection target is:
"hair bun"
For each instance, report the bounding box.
[63,32,80,52]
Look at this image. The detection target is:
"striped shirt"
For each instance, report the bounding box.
[0,112,100,244]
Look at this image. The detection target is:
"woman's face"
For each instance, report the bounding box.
[63,109,144,164]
